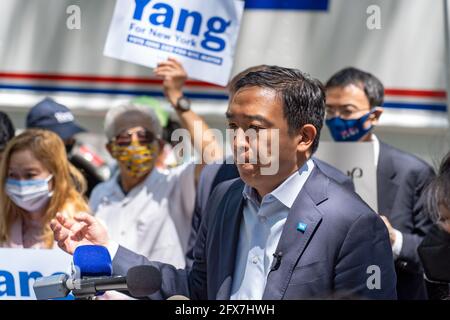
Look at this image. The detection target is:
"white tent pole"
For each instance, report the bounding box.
[443,0,450,130]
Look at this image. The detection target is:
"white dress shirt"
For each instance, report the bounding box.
[90,163,196,269]
[230,159,315,300]
[372,134,403,258]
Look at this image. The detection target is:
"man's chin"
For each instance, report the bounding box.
[237,163,261,178]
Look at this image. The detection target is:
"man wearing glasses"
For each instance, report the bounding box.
[324,67,435,300]
[89,58,222,269]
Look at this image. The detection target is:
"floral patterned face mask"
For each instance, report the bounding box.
[111,140,159,178]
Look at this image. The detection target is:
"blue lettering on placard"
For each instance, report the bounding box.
[149,3,173,28]
[0,270,15,296]
[133,0,231,52]
[133,0,151,20]
[0,270,68,298]
[127,35,223,65]
[177,9,202,36]
[202,17,231,52]
[19,271,43,297]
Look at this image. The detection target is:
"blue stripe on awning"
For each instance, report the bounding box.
[0,84,446,112]
[383,102,447,112]
[245,0,329,11]
[0,84,229,100]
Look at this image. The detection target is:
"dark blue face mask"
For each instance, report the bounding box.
[325,111,374,142]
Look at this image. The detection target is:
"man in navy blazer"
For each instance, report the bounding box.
[51,66,397,300]
[325,67,435,299]
[185,65,356,268]
[185,158,355,268]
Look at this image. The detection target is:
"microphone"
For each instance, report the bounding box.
[271,251,283,271]
[126,265,162,298]
[71,245,113,298]
[73,245,112,277]
[33,265,162,300]
[167,295,190,300]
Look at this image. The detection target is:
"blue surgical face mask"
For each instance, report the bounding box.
[325,111,374,142]
[5,175,53,213]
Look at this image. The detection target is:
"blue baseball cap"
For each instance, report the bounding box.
[26,98,86,141]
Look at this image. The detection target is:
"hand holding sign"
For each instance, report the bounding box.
[155,58,187,106]
[104,0,245,86]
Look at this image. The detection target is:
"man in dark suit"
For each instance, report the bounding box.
[185,65,355,267]
[51,66,397,300]
[185,158,354,267]
[325,67,435,299]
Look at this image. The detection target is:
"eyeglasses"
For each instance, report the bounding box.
[113,129,155,146]
[325,106,371,119]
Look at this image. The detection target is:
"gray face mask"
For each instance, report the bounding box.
[5,175,53,213]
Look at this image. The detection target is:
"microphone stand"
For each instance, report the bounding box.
[70,276,129,300]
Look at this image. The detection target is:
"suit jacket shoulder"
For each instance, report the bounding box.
[208,168,397,300]
[379,142,434,175]
[313,157,355,192]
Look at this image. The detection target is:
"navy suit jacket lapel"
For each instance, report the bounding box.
[214,180,245,299]
[377,142,398,215]
[263,168,327,299]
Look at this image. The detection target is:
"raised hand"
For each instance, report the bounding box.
[50,212,110,255]
[154,57,187,106]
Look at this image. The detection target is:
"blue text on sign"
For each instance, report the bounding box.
[0,270,65,297]
[133,0,231,52]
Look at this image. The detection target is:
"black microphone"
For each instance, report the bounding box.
[67,275,128,299]
[33,265,162,300]
[271,251,283,271]
[127,265,162,298]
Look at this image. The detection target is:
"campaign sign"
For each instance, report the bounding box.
[104,0,245,86]
[0,248,72,300]
[315,141,378,212]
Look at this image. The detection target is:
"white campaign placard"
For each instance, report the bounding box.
[104,0,245,86]
[0,248,72,300]
[315,141,378,212]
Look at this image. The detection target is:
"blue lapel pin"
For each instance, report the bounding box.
[297,222,307,233]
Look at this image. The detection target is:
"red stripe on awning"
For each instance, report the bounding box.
[0,72,446,96]
[0,72,223,88]
[385,89,446,98]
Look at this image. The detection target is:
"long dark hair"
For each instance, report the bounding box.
[425,152,450,224]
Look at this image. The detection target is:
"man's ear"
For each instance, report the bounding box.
[297,124,317,154]
[370,107,384,126]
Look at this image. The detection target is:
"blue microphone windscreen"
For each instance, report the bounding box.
[73,245,112,277]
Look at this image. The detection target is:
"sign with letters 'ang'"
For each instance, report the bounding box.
[0,248,72,300]
[104,0,245,86]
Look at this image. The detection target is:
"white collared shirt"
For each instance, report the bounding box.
[372,134,380,166]
[230,159,315,300]
[90,163,196,269]
[372,134,403,258]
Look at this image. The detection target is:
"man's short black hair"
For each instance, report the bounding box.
[0,111,15,152]
[325,67,384,108]
[230,65,325,154]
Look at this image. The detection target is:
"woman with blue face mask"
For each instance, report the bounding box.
[0,129,89,249]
